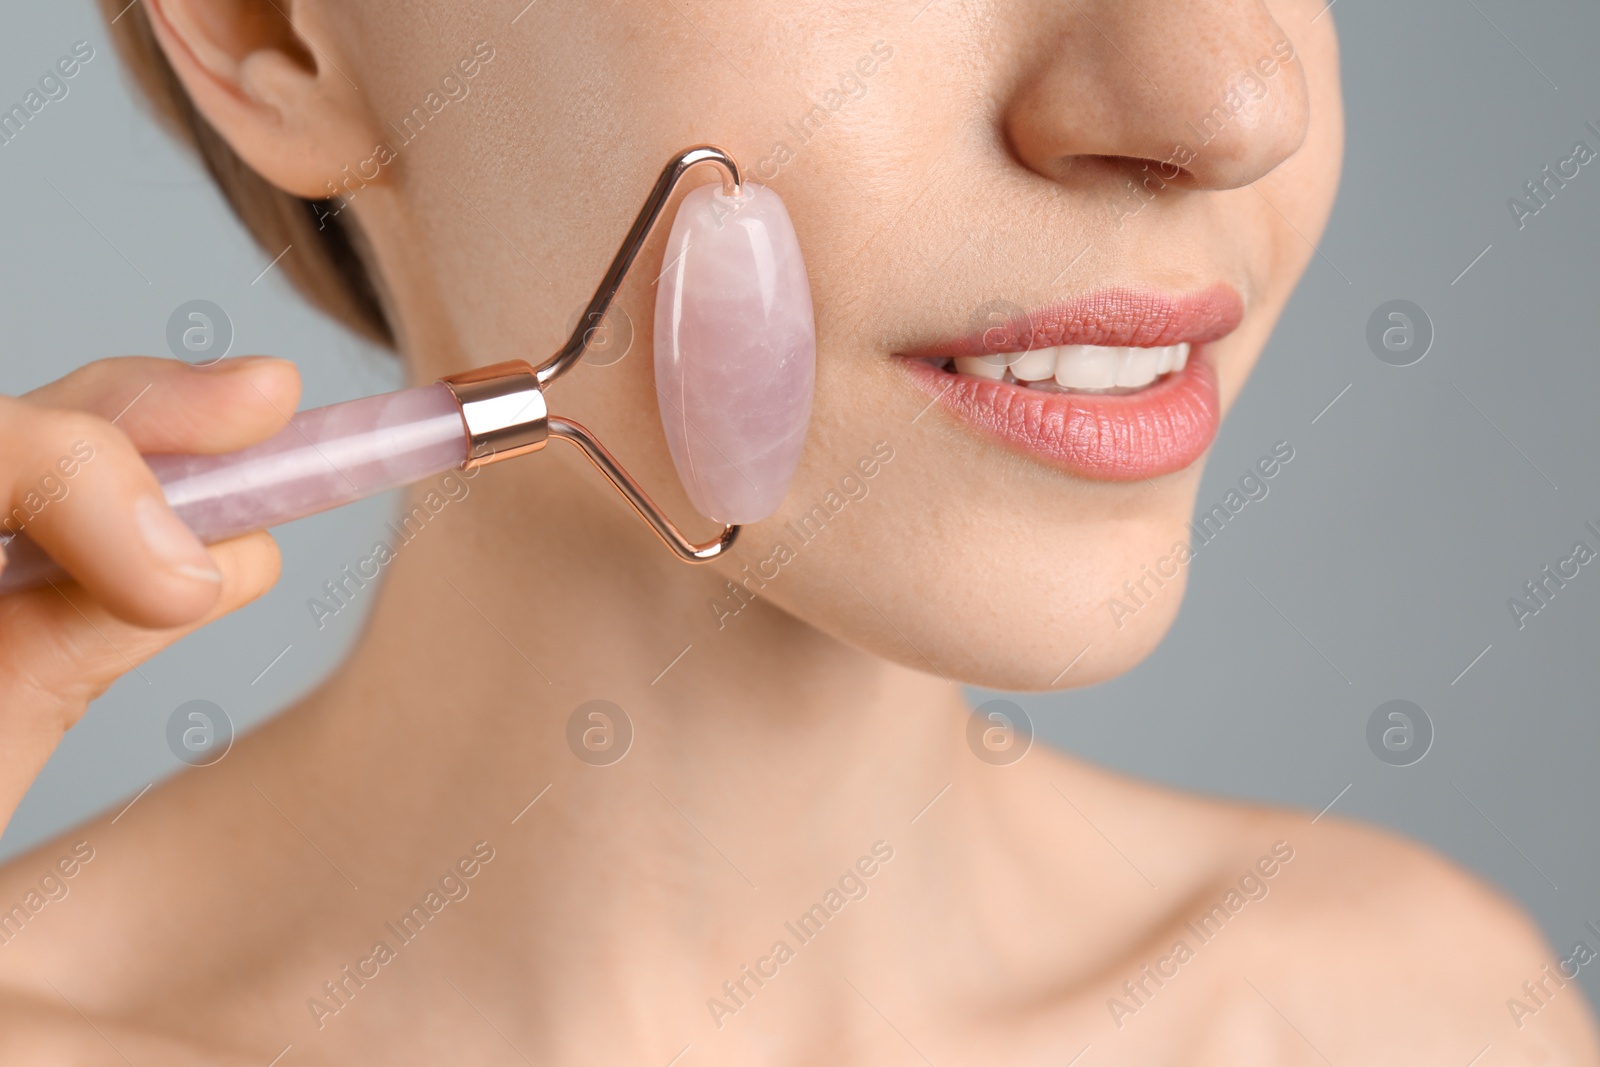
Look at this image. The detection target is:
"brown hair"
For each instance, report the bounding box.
[96,2,394,347]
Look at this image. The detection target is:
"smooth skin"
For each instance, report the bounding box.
[0,0,1596,1063]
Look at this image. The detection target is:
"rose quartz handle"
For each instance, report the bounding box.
[0,382,469,596]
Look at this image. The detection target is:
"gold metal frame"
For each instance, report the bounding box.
[441,145,743,563]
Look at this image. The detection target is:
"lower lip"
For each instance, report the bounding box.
[903,351,1220,481]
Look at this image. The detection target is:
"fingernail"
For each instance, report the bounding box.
[134,494,221,583]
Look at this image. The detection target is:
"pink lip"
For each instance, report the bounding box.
[898,286,1243,481]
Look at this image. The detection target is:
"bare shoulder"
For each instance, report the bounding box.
[0,994,115,1066]
[0,832,230,1064]
[1000,756,1598,1063]
[0,993,234,1066]
[0,834,97,940]
[0,837,126,1064]
[1190,810,1600,1065]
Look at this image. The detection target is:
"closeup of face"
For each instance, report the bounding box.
[155,0,1343,690]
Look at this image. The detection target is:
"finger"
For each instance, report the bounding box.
[22,355,302,454]
[0,532,280,824]
[0,398,222,627]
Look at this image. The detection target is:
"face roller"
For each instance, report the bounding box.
[0,146,817,595]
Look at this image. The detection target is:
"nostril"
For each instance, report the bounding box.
[1043,153,1194,187]
[1123,156,1196,187]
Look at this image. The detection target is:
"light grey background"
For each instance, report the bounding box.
[3,0,1599,1010]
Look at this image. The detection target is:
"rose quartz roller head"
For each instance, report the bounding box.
[654,183,815,524]
[0,146,770,597]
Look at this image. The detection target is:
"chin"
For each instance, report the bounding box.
[768,477,1201,691]
[951,541,1194,693]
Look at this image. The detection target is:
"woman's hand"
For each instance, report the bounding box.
[0,356,299,835]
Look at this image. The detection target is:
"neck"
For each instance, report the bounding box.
[271,451,981,1036]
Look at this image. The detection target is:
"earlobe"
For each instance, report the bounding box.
[144,0,377,200]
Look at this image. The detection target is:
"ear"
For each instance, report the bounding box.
[145,0,377,200]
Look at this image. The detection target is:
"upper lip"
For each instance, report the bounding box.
[896,284,1245,361]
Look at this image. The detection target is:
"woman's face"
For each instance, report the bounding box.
[326,0,1342,689]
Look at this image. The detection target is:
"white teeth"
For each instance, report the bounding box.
[1055,345,1118,389]
[1008,347,1056,382]
[1116,347,1161,388]
[953,355,1006,380]
[949,342,1191,393]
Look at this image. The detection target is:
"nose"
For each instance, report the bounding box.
[1003,0,1311,191]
